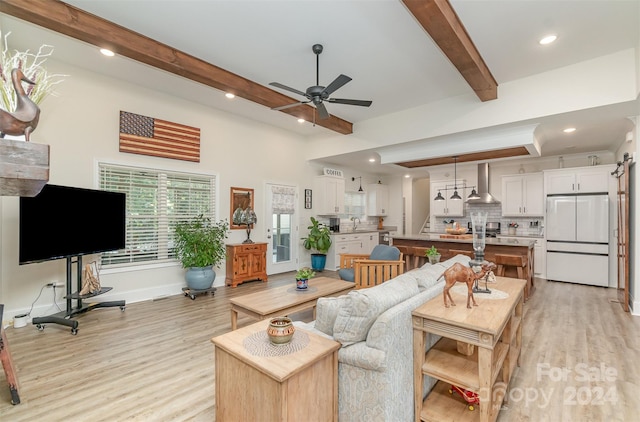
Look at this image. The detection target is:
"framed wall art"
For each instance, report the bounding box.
[304,189,312,209]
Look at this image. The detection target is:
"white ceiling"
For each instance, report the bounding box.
[2,0,639,175]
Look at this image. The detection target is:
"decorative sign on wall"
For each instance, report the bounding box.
[119,111,201,162]
[323,168,343,178]
[305,189,312,209]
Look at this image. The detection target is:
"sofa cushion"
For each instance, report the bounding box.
[337,268,355,282]
[333,275,419,345]
[314,295,350,336]
[369,245,401,260]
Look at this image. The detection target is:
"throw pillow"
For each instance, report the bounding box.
[333,275,419,345]
[314,295,349,336]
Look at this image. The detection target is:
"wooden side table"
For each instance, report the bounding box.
[225,242,268,287]
[412,276,525,422]
[212,319,340,421]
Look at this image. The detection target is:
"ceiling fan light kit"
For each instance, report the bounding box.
[270,44,372,120]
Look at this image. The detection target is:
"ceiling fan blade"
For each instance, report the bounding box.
[327,98,372,107]
[316,102,330,120]
[272,101,309,111]
[269,82,307,97]
[322,74,352,96]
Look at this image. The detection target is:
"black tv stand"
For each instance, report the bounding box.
[32,256,125,335]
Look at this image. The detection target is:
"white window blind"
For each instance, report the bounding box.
[341,191,366,219]
[270,185,296,214]
[99,163,216,266]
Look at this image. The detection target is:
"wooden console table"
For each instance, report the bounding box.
[225,243,268,287]
[412,276,525,422]
[212,319,340,421]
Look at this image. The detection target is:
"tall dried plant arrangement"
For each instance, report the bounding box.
[0,32,66,112]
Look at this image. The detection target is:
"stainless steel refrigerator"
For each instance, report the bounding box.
[546,194,609,286]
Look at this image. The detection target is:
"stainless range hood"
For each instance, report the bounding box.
[466,163,500,204]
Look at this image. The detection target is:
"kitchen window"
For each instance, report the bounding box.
[340,191,366,220]
[98,162,217,267]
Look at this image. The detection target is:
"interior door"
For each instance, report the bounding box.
[265,183,298,274]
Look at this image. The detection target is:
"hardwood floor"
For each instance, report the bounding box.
[0,272,638,421]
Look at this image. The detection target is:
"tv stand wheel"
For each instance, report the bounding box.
[36,324,45,331]
[120,306,126,311]
[71,327,78,335]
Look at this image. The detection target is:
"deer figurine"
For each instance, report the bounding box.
[438,262,496,308]
[0,68,40,142]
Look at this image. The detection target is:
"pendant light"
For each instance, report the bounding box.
[352,176,363,192]
[450,156,461,200]
[434,190,444,201]
[467,187,480,200]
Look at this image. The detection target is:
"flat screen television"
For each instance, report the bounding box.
[19,184,126,264]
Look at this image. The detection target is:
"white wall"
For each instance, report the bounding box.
[0,59,325,320]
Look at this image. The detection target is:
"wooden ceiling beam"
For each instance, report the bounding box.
[0,0,354,135]
[401,0,498,101]
[395,146,529,168]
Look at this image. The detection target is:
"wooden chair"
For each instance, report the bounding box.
[338,245,404,289]
[411,246,430,268]
[0,304,20,405]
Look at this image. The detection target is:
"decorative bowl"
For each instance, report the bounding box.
[266,316,295,345]
[445,227,468,235]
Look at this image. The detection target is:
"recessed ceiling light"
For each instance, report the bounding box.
[404,174,410,178]
[563,127,576,133]
[100,48,114,57]
[539,35,557,45]
[297,118,305,123]
[368,158,375,163]
[225,93,235,99]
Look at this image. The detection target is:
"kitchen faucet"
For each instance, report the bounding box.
[351,217,361,231]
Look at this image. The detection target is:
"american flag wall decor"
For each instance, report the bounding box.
[119,111,200,162]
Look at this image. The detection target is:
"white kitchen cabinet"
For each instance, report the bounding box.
[314,175,345,215]
[430,180,465,217]
[367,184,389,216]
[501,173,544,216]
[325,232,379,270]
[545,167,610,195]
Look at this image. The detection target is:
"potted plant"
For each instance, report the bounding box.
[302,217,332,271]
[295,267,316,290]
[174,215,229,290]
[425,245,441,265]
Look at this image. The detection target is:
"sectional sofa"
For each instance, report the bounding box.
[296,254,471,421]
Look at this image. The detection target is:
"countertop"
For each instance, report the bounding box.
[391,233,536,247]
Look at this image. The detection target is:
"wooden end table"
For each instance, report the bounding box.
[229,277,353,330]
[212,319,340,421]
[412,276,525,422]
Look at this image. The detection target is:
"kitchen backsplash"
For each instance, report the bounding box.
[432,203,544,237]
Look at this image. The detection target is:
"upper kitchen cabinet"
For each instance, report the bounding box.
[545,167,611,195]
[431,180,465,217]
[314,175,345,215]
[501,173,544,216]
[367,183,389,216]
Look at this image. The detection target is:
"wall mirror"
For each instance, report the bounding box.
[230,187,254,230]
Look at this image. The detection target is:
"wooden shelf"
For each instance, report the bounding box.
[420,381,503,422]
[423,337,509,393]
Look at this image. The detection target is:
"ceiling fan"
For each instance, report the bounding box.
[269,44,372,120]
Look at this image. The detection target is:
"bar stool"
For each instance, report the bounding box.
[448,249,474,259]
[394,245,413,272]
[494,254,526,279]
[411,246,429,268]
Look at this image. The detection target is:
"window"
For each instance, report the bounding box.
[99,163,216,266]
[340,191,366,219]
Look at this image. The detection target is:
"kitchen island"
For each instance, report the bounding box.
[391,234,535,301]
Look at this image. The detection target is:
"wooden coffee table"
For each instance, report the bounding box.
[229,276,353,330]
